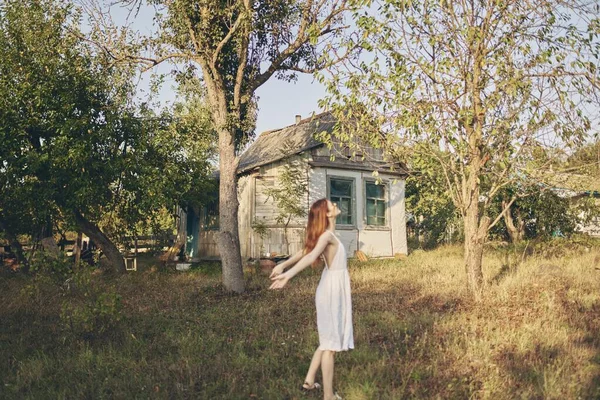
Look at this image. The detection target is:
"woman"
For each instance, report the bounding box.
[270,198,353,400]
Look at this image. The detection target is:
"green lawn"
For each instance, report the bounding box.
[1,241,599,399]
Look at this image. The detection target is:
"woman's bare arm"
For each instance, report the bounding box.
[269,250,303,278]
[269,232,334,289]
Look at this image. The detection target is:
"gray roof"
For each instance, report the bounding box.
[237,112,335,174]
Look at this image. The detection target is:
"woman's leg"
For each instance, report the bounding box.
[321,350,335,399]
[304,348,323,387]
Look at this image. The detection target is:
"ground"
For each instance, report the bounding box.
[1,239,599,399]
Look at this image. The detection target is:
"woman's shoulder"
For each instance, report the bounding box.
[319,230,336,242]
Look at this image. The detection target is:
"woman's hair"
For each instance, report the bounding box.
[304,198,330,262]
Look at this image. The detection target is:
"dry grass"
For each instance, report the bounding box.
[1,241,599,399]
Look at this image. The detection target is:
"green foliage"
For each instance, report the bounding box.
[84,0,350,287]
[405,147,459,248]
[0,1,217,264]
[566,140,600,176]
[489,186,577,241]
[529,233,600,258]
[323,0,599,210]
[263,148,309,254]
[251,218,268,240]
[29,251,73,284]
[320,0,600,295]
[19,251,73,309]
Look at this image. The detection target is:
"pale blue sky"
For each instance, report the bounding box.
[108,4,327,135]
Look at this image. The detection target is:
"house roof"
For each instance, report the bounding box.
[237,112,335,174]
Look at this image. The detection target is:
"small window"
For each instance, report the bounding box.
[365,181,387,227]
[328,177,354,226]
[202,200,219,230]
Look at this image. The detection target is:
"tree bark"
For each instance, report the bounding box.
[0,216,29,273]
[502,200,524,243]
[73,210,125,272]
[462,144,488,300]
[463,199,488,302]
[217,127,245,293]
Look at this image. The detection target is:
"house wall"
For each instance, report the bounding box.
[194,175,254,259]
[246,156,310,258]
[315,167,408,257]
[194,155,408,260]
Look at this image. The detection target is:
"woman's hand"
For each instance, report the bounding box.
[269,263,285,279]
[269,273,290,290]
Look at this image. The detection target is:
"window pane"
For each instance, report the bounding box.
[331,179,352,197]
[330,178,354,225]
[366,185,387,226]
[376,202,385,218]
[338,214,349,225]
[366,182,384,199]
[366,198,376,217]
[339,197,352,224]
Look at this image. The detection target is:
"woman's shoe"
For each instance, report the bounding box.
[301,382,321,393]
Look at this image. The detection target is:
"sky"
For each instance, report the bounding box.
[108,3,327,135]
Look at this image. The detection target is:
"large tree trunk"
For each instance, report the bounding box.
[0,216,29,273]
[73,210,125,273]
[217,127,245,293]
[463,199,489,301]
[462,144,489,300]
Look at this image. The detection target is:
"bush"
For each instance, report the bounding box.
[19,251,73,308]
[29,251,73,284]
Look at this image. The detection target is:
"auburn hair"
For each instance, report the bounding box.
[304,198,330,266]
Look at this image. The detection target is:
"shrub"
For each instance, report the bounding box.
[29,251,73,284]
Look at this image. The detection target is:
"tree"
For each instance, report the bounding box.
[489,183,577,242]
[84,0,351,292]
[566,139,600,176]
[0,0,213,272]
[0,0,133,271]
[321,0,600,299]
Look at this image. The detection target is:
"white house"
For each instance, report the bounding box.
[180,112,409,260]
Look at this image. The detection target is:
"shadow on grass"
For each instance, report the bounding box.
[556,283,600,399]
[493,343,562,398]
[346,282,475,399]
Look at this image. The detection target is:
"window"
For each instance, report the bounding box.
[365,181,387,227]
[328,177,354,226]
[202,200,219,230]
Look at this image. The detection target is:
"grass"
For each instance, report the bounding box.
[1,241,600,399]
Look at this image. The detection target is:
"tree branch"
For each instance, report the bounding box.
[212,6,245,69]
[249,0,348,93]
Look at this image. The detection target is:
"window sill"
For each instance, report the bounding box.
[363,225,391,231]
[336,225,357,231]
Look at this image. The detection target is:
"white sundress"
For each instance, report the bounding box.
[315,232,354,352]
